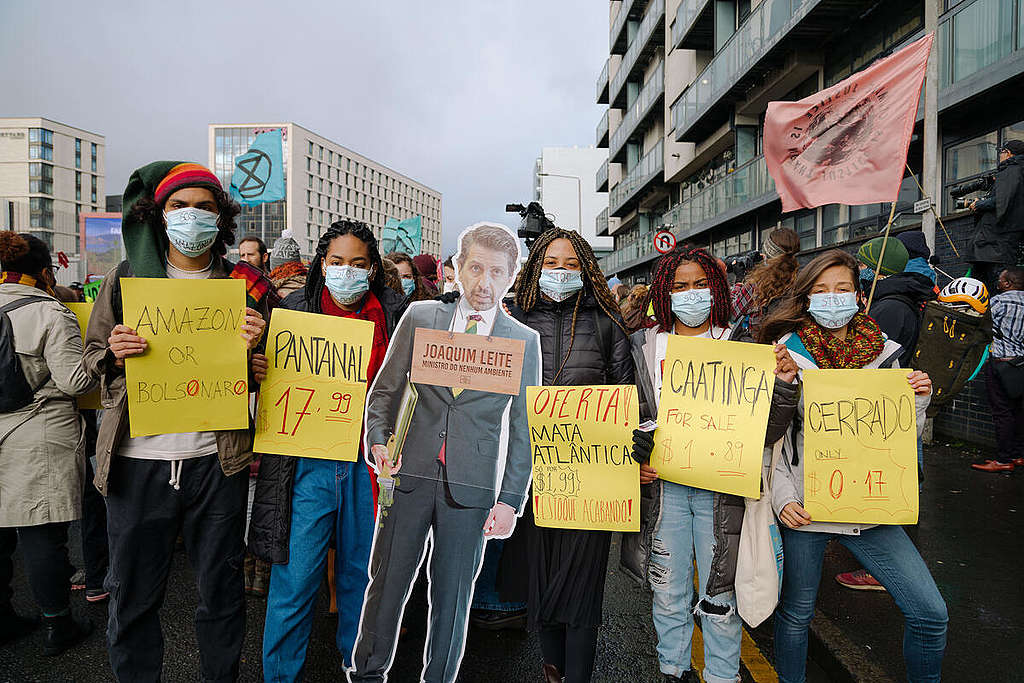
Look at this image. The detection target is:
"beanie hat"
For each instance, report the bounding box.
[857,236,909,277]
[896,230,930,261]
[270,229,301,270]
[413,254,437,279]
[153,163,222,206]
[1001,139,1024,156]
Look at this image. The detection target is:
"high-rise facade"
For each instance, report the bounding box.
[209,123,443,259]
[533,146,614,252]
[596,0,1024,283]
[0,117,106,282]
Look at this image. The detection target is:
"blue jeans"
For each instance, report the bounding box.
[774,525,947,683]
[263,458,375,680]
[471,539,525,612]
[649,482,741,683]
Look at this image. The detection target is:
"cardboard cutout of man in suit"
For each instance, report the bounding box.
[348,223,541,683]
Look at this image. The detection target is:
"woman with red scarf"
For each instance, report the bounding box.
[758,249,947,683]
[248,220,407,680]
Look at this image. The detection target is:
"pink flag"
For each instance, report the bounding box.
[763,33,933,213]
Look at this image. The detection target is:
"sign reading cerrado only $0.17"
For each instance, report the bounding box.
[121,278,249,437]
[527,385,640,532]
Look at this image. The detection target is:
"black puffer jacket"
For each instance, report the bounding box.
[967,154,1024,265]
[506,291,633,386]
[866,272,937,367]
[248,284,407,564]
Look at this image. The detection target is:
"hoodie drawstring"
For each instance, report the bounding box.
[168,460,183,491]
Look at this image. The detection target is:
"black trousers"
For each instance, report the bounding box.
[81,455,109,591]
[350,466,490,683]
[538,623,599,683]
[0,522,74,615]
[105,454,247,683]
[985,362,1024,462]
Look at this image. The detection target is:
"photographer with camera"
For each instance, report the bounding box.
[731,227,800,340]
[966,139,1024,292]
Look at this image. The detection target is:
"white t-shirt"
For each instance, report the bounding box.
[652,326,731,406]
[118,256,219,461]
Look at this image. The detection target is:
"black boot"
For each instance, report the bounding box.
[41,612,93,656]
[0,605,38,646]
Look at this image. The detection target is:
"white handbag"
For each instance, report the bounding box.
[735,439,785,628]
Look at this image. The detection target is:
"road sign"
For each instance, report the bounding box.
[913,198,932,214]
[654,231,676,254]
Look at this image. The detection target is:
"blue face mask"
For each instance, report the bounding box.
[401,277,416,296]
[807,292,859,329]
[539,268,584,302]
[164,207,220,258]
[670,288,713,328]
[323,265,370,305]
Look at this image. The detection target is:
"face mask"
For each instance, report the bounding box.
[443,281,457,294]
[670,288,713,328]
[401,278,416,296]
[164,207,220,258]
[323,264,370,305]
[539,268,584,302]
[807,292,859,329]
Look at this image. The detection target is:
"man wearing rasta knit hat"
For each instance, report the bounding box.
[80,161,270,682]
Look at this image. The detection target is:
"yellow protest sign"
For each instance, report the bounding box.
[528,385,639,532]
[121,278,249,437]
[651,335,776,498]
[802,369,918,525]
[254,308,374,461]
[65,302,101,410]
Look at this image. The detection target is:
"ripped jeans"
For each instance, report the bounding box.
[649,482,741,683]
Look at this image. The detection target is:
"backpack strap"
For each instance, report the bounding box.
[0,295,52,315]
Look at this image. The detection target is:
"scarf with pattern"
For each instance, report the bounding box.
[1,271,52,294]
[796,313,885,369]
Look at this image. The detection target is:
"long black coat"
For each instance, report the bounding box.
[868,272,937,367]
[248,284,407,564]
[968,154,1024,265]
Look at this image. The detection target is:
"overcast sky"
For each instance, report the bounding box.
[0,0,608,256]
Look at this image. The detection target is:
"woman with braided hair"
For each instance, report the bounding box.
[623,244,799,683]
[248,220,408,679]
[494,228,633,682]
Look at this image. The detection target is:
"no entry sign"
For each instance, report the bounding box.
[654,231,676,254]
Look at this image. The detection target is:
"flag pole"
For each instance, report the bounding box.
[866,201,898,315]
[904,163,960,258]
[261,202,266,242]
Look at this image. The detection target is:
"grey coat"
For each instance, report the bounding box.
[620,326,798,597]
[364,299,542,512]
[0,284,96,527]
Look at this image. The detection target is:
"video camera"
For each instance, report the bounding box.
[950,173,996,210]
[506,202,556,248]
[726,249,763,281]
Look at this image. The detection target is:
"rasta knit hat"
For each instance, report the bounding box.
[153,163,222,206]
[857,235,909,277]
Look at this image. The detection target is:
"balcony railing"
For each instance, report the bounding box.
[599,221,659,274]
[609,0,665,106]
[609,59,664,161]
[597,109,610,148]
[672,0,712,48]
[671,0,818,141]
[610,0,638,52]
[597,58,610,104]
[609,139,664,216]
[938,0,1024,88]
[596,160,609,192]
[662,156,775,240]
[596,207,609,236]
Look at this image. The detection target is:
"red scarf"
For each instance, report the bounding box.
[796,313,885,369]
[1,271,52,294]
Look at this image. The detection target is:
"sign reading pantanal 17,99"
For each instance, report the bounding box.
[802,369,919,525]
[527,385,640,532]
[121,278,250,437]
[651,335,776,498]
[254,309,373,461]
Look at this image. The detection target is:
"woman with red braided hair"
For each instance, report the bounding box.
[622,244,799,683]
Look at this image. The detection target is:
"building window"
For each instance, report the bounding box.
[308,175,313,189]
[76,172,82,201]
[308,141,314,155]
[29,197,54,228]
[91,142,97,171]
[29,128,53,161]
[75,138,82,168]
[91,175,97,202]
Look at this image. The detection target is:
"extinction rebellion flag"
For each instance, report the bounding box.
[229,129,286,206]
[763,33,933,212]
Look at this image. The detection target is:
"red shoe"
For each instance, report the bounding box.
[835,569,886,592]
[971,460,1015,472]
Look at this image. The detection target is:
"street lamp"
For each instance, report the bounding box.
[536,172,582,235]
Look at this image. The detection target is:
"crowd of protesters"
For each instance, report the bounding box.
[2,157,1023,683]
